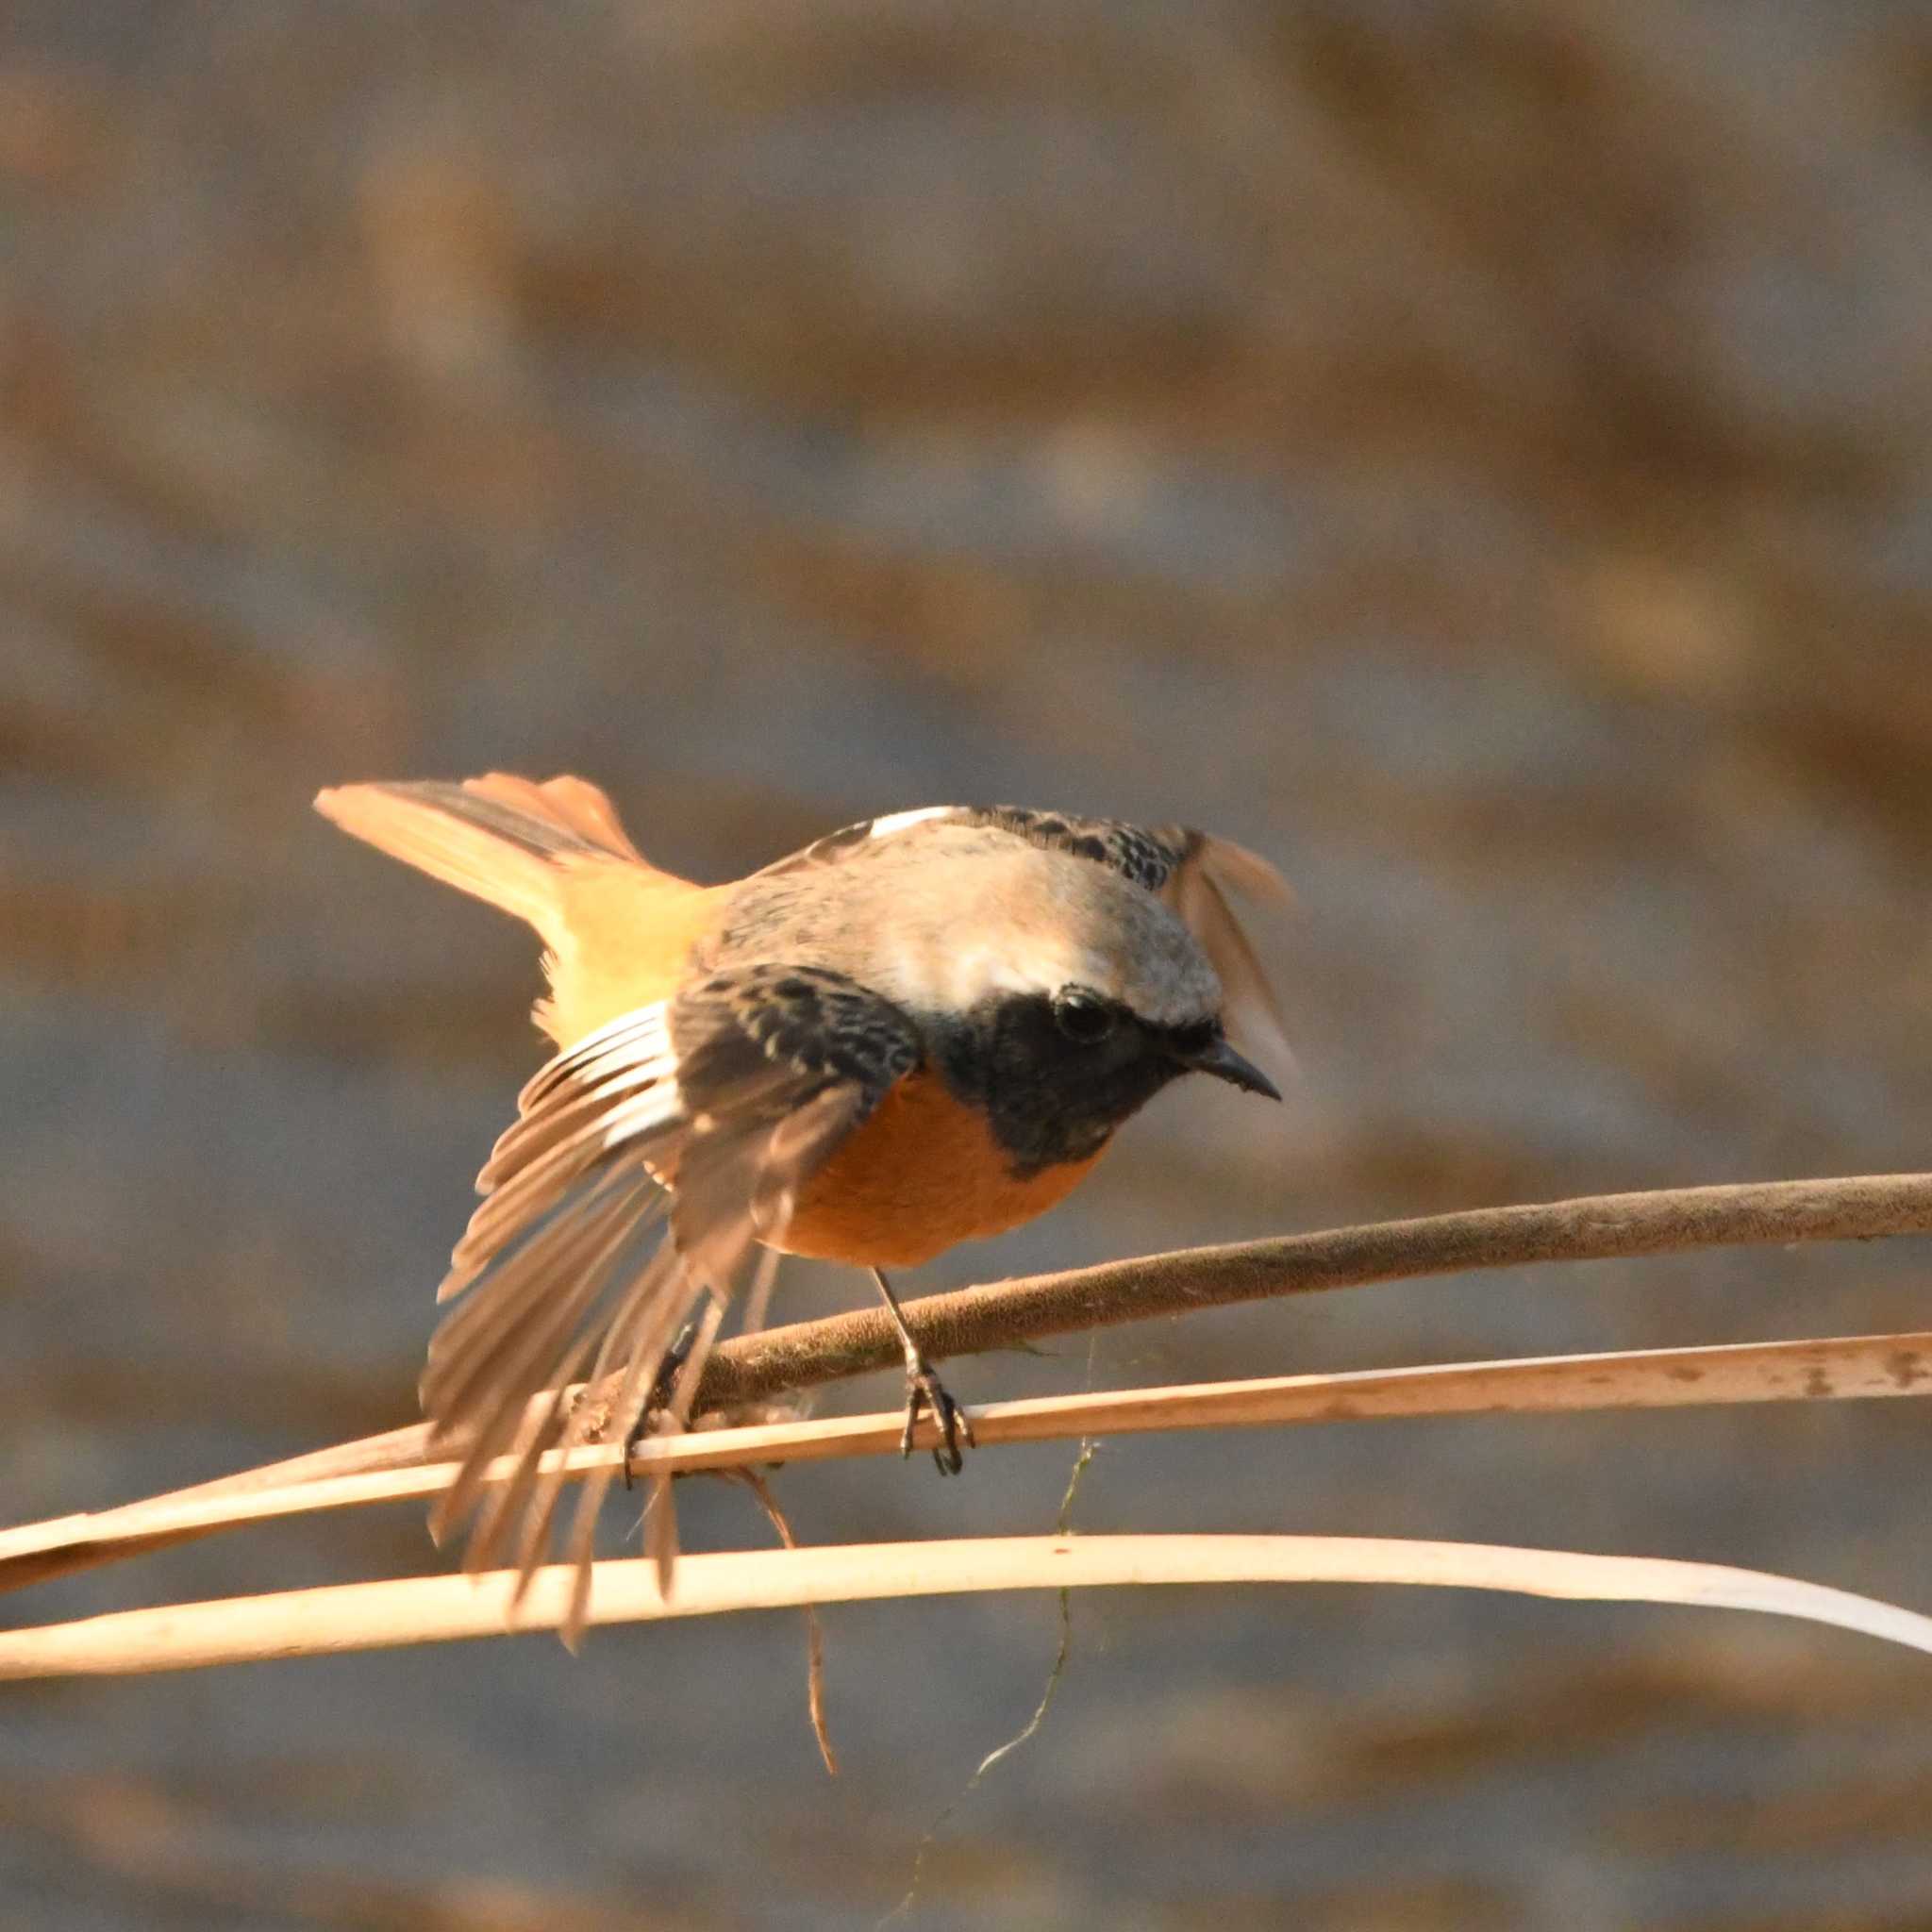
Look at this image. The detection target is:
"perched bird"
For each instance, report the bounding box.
[316,774,1289,1631]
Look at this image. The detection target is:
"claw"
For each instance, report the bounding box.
[870,1267,974,1477]
[900,1358,973,1475]
[622,1324,695,1491]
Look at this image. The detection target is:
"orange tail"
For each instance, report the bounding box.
[315,774,724,1043]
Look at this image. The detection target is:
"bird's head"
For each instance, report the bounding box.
[911,845,1283,1175]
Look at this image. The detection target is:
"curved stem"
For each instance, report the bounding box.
[694,1172,1932,1407]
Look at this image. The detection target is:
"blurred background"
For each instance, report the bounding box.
[5,2,1931,1925]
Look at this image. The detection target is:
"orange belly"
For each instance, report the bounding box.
[780,1072,1106,1269]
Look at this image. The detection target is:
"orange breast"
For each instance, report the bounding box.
[780,1071,1106,1269]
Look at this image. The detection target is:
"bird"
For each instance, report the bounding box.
[315,773,1290,1635]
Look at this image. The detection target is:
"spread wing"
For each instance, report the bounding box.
[423,965,921,1632]
[763,804,1293,1075]
[1153,827,1295,1081]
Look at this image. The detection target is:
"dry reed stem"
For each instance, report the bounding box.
[695,1173,1932,1408]
[3,1329,1926,1595]
[45,1171,1926,1517]
[5,1535,1930,1680]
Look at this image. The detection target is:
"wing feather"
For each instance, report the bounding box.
[1161,832,1294,1083]
[416,965,923,1641]
[427,1170,667,1548]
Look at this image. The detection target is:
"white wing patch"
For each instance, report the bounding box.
[867,805,961,840]
[598,1076,686,1153]
[521,1002,675,1112]
[448,1001,684,1303]
[529,1008,684,1165]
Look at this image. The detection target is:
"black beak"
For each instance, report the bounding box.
[1179,1035,1282,1102]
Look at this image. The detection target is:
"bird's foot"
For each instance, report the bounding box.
[899,1355,975,1475]
[622,1324,695,1490]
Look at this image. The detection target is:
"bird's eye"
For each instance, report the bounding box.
[1052,988,1117,1044]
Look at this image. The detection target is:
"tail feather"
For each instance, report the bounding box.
[313,774,654,948]
[316,774,716,1045]
[317,780,555,943]
[515,774,646,861]
[436,774,647,864]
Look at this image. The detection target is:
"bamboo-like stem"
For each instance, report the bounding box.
[5,1329,1927,1595]
[5,1173,1928,1682]
[694,1173,1932,1409]
[52,1171,1925,1507]
[4,1534,1930,1680]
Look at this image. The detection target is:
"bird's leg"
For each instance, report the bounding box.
[872,1267,975,1475]
[622,1322,696,1490]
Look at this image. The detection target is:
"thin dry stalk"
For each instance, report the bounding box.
[70,1173,1928,1500]
[4,1534,1930,1680]
[728,1467,838,1775]
[696,1173,1932,1408]
[3,1329,1926,1595]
